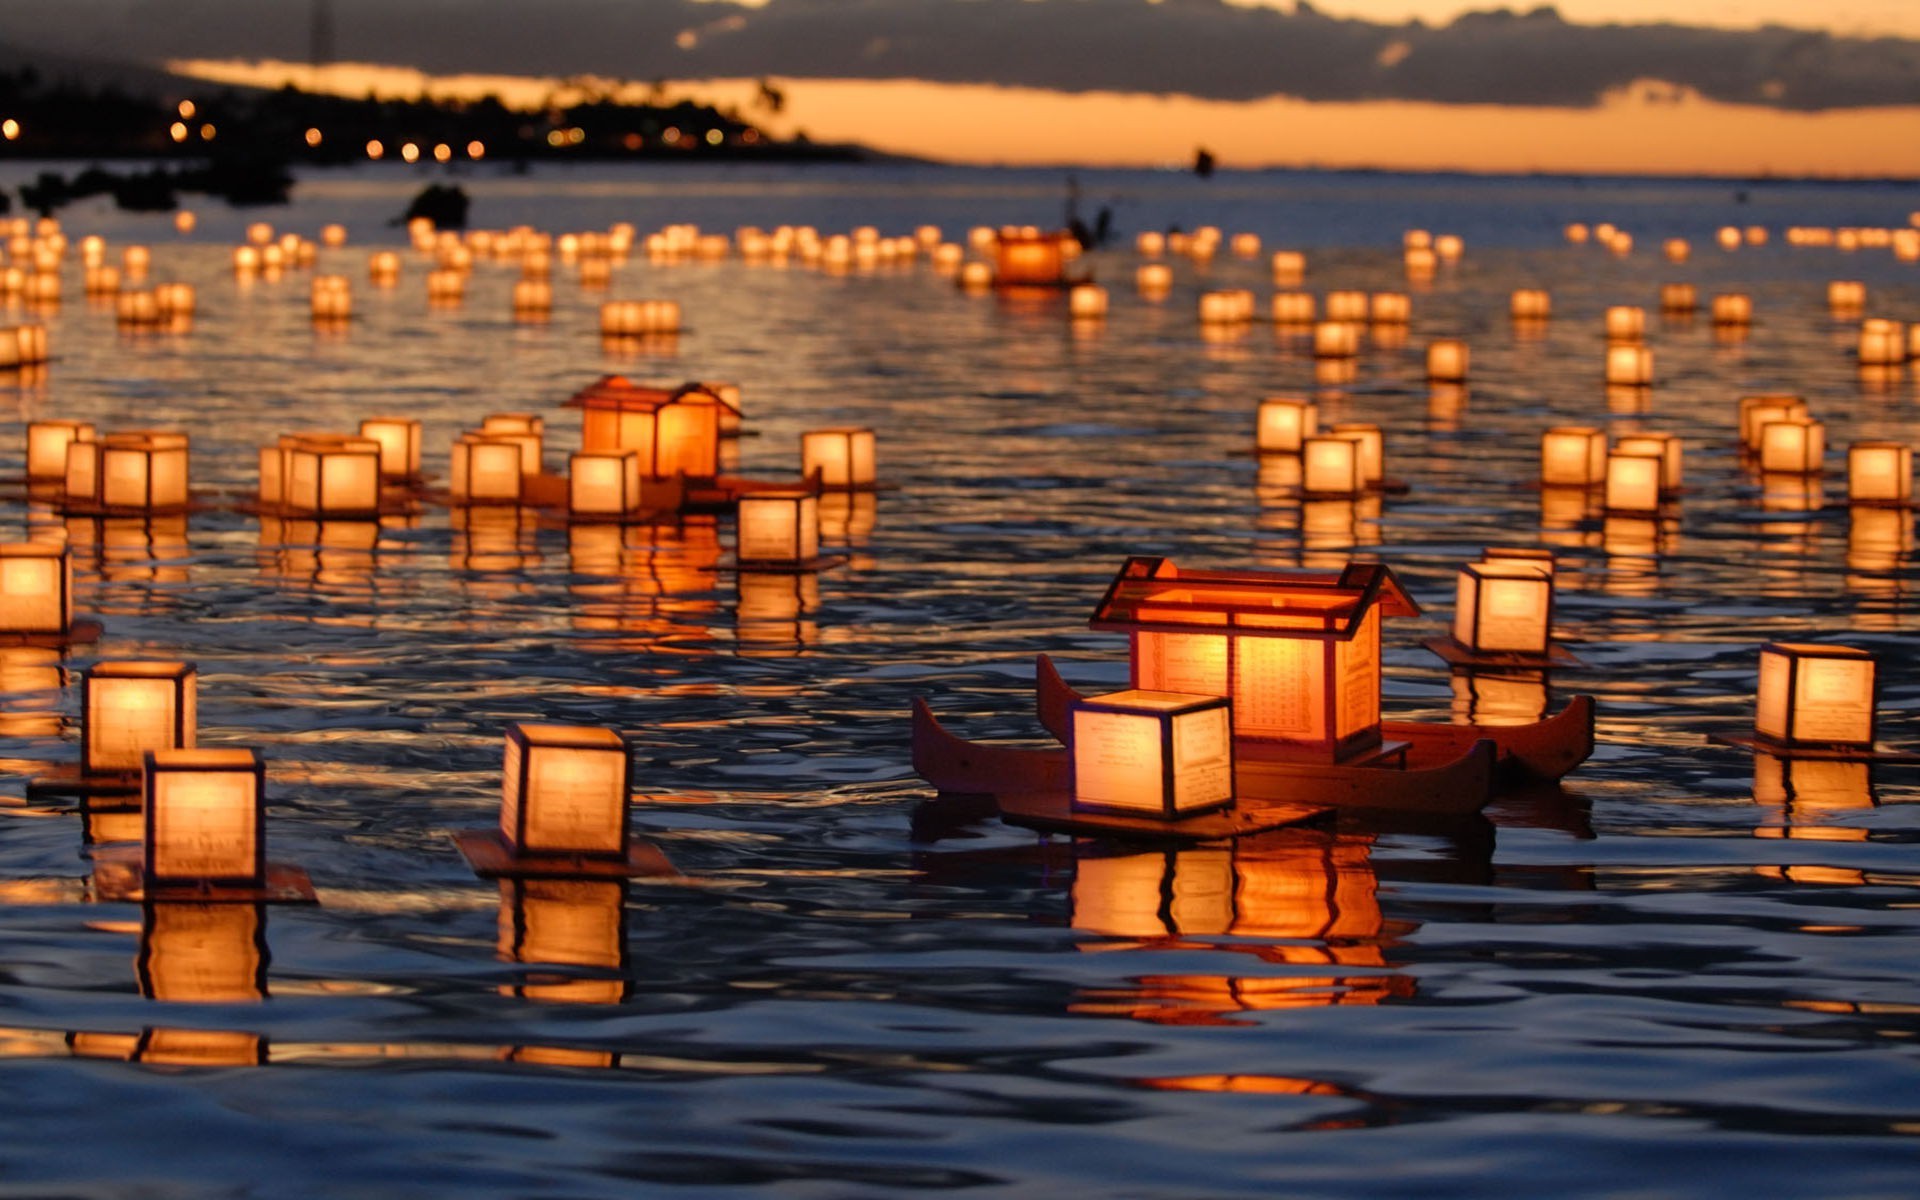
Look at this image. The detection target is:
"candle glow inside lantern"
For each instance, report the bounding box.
[1092,556,1417,760]
[1759,418,1825,475]
[143,748,265,887]
[1540,426,1608,487]
[1604,306,1646,341]
[1739,395,1808,451]
[1255,398,1317,455]
[1510,289,1551,320]
[736,489,820,566]
[1426,338,1469,382]
[500,723,632,860]
[1858,319,1906,366]
[1712,293,1753,325]
[568,449,644,518]
[1612,431,1682,494]
[450,435,526,505]
[1069,284,1108,319]
[801,428,877,490]
[85,660,196,774]
[67,432,190,512]
[1847,441,1912,504]
[1755,643,1876,750]
[1452,560,1553,656]
[992,229,1070,286]
[1660,282,1697,312]
[1370,292,1411,324]
[1604,450,1664,514]
[27,419,93,481]
[1070,690,1234,819]
[1301,435,1364,497]
[1325,291,1368,323]
[1271,292,1315,324]
[1605,344,1653,387]
[1827,280,1866,313]
[0,542,72,634]
[358,417,422,481]
[1328,423,1382,487]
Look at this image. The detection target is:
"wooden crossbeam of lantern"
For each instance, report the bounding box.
[1088,556,1419,763]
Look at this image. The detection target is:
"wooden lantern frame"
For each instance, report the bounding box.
[1069,689,1235,820]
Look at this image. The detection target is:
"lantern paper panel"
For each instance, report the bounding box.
[801,428,877,489]
[1847,442,1912,503]
[358,417,422,480]
[1604,452,1663,514]
[284,440,382,516]
[1540,427,1608,488]
[1426,339,1469,382]
[1453,561,1553,655]
[569,450,645,517]
[1328,424,1383,487]
[1755,643,1876,749]
[27,420,93,481]
[500,723,632,859]
[1071,690,1234,818]
[737,492,820,565]
[84,660,196,774]
[1256,398,1318,455]
[1759,419,1825,475]
[0,542,72,634]
[1301,436,1364,496]
[450,436,525,504]
[143,747,265,887]
[1613,432,1683,493]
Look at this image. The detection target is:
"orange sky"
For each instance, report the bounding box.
[171,60,1920,177]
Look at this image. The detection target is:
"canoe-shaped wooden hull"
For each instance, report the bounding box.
[1035,654,1592,784]
[913,697,1496,816]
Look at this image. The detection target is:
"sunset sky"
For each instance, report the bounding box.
[5,0,1918,175]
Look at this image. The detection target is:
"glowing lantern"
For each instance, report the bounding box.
[1613,431,1682,494]
[1604,306,1645,341]
[1565,223,1590,243]
[1255,398,1317,455]
[1663,238,1690,263]
[27,419,93,481]
[143,748,265,887]
[1827,280,1865,314]
[279,436,382,517]
[1510,289,1551,320]
[512,279,553,317]
[1093,557,1418,759]
[1404,246,1436,277]
[1755,643,1876,750]
[68,432,190,512]
[1324,291,1368,322]
[1434,234,1463,262]
[1070,690,1234,818]
[309,275,351,320]
[1137,231,1165,257]
[1717,226,1742,250]
[1540,426,1608,488]
[450,435,525,505]
[1847,442,1912,504]
[1452,560,1553,656]
[1270,250,1305,283]
[1271,292,1315,324]
[958,261,992,290]
[1328,423,1382,487]
[1312,321,1359,359]
[358,417,422,481]
[1711,293,1752,325]
[1136,264,1172,295]
[1858,319,1906,366]
[477,417,542,476]
[1069,284,1108,318]
[1230,232,1260,258]
[736,489,820,566]
[500,723,632,860]
[1369,292,1410,325]
[368,251,400,286]
[1199,290,1253,324]
[801,428,877,490]
[1604,450,1663,514]
[992,229,1070,286]
[83,660,196,774]
[568,449,644,518]
[1739,395,1808,452]
[0,543,71,634]
[1300,436,1363,497]
[1605,344,1653,386]
[1759,418,1824,475]
[115,290,160,326]
[1426,339,1468,382]
[575,384,722,480]
[1659,283,1696,312]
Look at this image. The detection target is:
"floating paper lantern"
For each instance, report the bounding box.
[1847,442,1912,504]
[1739,395,1808,452]
[1659,283,1697,313]
[736,489,820,566]
[358,417,422,481]
[1327,423,1383,487]
[1663,238,1690,263]
[1069,284,1108,319]
[1827,280,1865,314]
[1325,291,1368,323]
[1301,435,1365,497]
[1711,293,1752,326]
[1070,690,1234,819]
[1756,643,1876,750]
[512,279,553,316]
[1198,289,1254,324]
[1510,289,1551,320]
[1312,321,1359,359]
[1369,293,1410,325]
[1434,234,1463,262]
[500,723,632,860]
[1717,226,1742,250]
[0,543,71,634]
[143,748,265,887]
[1404,246,1436,278]
[1605,344,1653,387]
[1136,231,1165,257]
[1482,545,1556,578]
[1604,450,1664,514]
[277,435,382,517]
[577,385,721,479]
[450,435,526,505]
[67,432,190,512]
[1452,560,1553,656]
[1270,292,1315,324]
[27,419,93,481]
[1565,223,1590,243]
[1604,305,1645,341]
[568,449,644,518]
[801,428,877,490]
[958,261,993,290]
[992,229,1071,286]
[368,251,400,286]
[1426,339,1469,382]
[309,275,351,320]
[1135,264,1172,295]
[1270,250,1305,283]
[1858,319,1906,366]
[1255,398,1317,455]
[84,660,195,774]
[1540,427,1608,488]
[1613,431,1682,494]
[1759,418,1824,475]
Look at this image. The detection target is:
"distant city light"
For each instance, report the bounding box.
[663,127,681,145]
[365,139,384,160]
[304,127,322,147]
[433,143,451,163]
[1,118,19,141]
[177,101,195,119]
[705,129,724,146]
[466,140,485,160]
[169,122,188,142]
[622,133,643,151]
[400,142,420,163]
[199,124,216,141]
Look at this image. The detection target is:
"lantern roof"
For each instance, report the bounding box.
[1089,556,1419,642]
[567,376,735,416]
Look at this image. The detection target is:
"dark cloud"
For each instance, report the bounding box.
[2,0,1916,110]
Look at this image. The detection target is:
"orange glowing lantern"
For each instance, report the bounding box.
[1858,319,1906,366]
[1301,435,1364,497]
[1369,292,1410,325]
[1426,339,1469,382]
[1270,250,1305,283]
[1604,305,1645,341]
[1271,292,1315,324]
[67,432,190,512]
[1613,431,1682,494]
[500,723,632,860]
[992,229,1071,286]
[1604,450,1664,514]
[84,660,195,775]
[143,748,264,887]
[27,419,93,481]
[1069,284,1108,319]
[1717,226,1742,250]
[309,275,351,320]
[568,449,645,518]
[1755,643,1876,750]
[1451,560,1553,656]
[1540,426,1608,488]
[368,251,400,286]
[736,489,820,566]
[1312,321,1359,359]
[574,383,722,480]
[1711,293,1752,326]
[1828,280,1866,314]
[1659,282,1697,313]
[1663,238,1690,263]
[1070,690,1234,819]
[1136,264,1173,295]
[1739,395,1808,452]
[279,436,382,517]
[1605,344,1653,387]
[1324,291,1368,323]
[1759,418,1824,475]
[1092,557,1417,760]
[1847,442,1912,504]
[1255,398,1317,455]
[1137,231,1166,257]
[801,428,877,490]
[358,417,422,481]
[0,542,71,634]
[1328,423,1383,488]
[450,435,526,505]
[1510,289,1551,320]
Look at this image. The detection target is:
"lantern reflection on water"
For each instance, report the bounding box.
[499,879,628,1004]
[138,902,267,1003]
[1450,667,1550,726]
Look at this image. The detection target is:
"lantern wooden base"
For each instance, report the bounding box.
[684,476,893,512]
[719,553,849,576]
[1424,637,1585,670]
[453,828,680,880]
[90,850,317,904]
[997,789,1326,842]
[1707,734,1920,763]
[57,498,201,519]
[1845,497,1920,511]
[239,490,424,520]
[0,619,101,649]
[25,762,141,805]
[1292,476,1410,499]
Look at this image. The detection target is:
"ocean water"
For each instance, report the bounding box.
[0,162,1917,1197]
